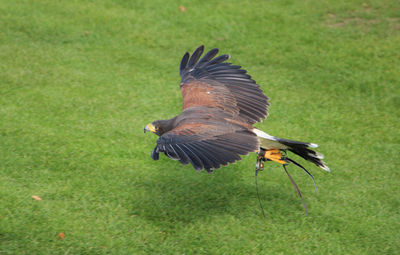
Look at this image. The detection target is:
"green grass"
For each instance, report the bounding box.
[0,0,399,254]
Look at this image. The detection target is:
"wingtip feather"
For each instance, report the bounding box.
[309,152,324,159]
[320,164,330,172]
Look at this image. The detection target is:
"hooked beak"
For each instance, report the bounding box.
[144,123,156,133]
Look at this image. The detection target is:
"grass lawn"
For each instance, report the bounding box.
[0,0,399,254]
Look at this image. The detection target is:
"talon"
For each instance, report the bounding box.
[263,149,286,164]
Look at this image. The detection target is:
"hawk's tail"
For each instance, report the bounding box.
[253,128,330,171]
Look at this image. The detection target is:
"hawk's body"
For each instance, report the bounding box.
[145,46,329,173]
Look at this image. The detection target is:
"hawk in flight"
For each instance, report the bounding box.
[144,46,329,173]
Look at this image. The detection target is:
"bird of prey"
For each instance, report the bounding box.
[144,45,329,174]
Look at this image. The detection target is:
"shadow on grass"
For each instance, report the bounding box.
[127,164,303,226]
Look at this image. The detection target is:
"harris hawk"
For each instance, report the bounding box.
[144,45,329,174]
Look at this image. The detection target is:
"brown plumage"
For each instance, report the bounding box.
[145,45,329,173]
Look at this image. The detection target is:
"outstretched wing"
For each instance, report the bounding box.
[152,117,259,172]
[179,45,269,124]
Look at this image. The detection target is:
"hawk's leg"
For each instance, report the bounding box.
[257,148,287,167]
[256,147,317,215]
[254,148,288,217]
[256,153,265,171]
[255,149,267,217]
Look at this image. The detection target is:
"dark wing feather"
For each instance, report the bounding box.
[179,52,190,76]
[179,46,269,124]
[194,48,219,69]
[187,45,204,69]
[156,120,259,171]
